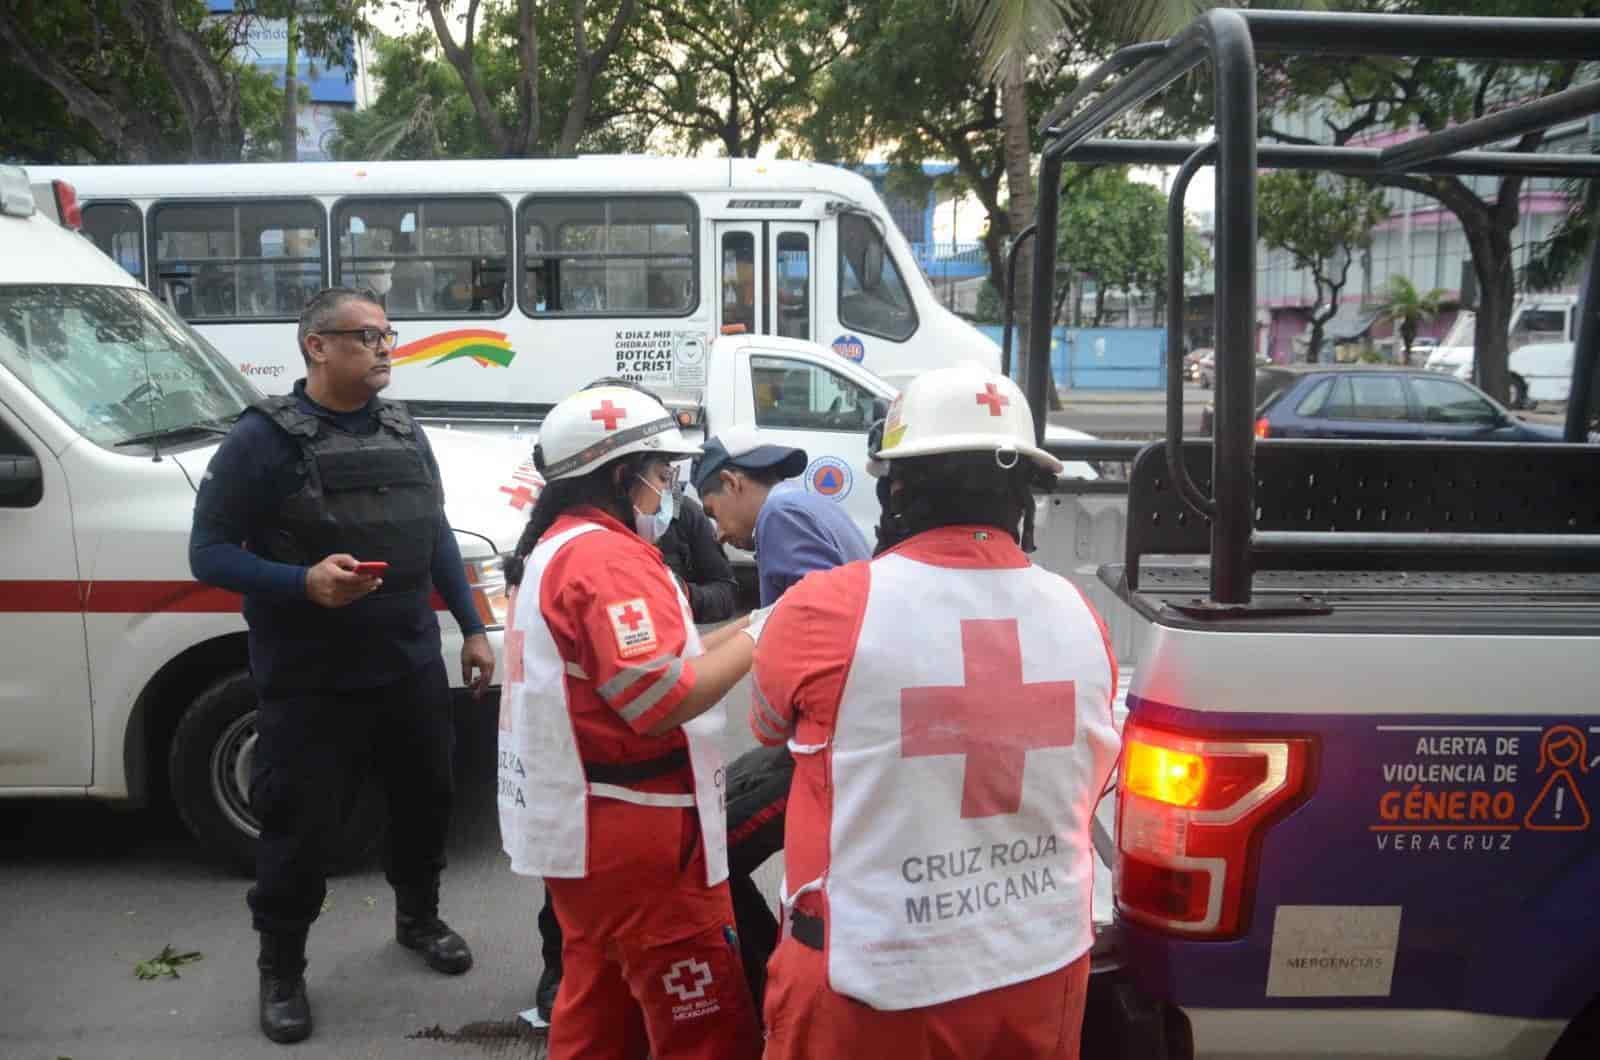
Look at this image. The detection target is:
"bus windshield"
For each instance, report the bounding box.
[0,284,260,449]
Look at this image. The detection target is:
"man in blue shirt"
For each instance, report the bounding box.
[692,425,872,606]
[689,425,871,1011]
[189,288,495,1045]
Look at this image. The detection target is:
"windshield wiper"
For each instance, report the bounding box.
[113,422,230,448]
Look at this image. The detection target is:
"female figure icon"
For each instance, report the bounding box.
[1523,725,1591,832]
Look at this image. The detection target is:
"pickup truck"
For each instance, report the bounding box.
[1018,10,1600,1060]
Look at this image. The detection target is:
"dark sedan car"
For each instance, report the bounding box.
[1200,365,1565,441]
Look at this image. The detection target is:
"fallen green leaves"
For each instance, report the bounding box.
[134,945,203,981]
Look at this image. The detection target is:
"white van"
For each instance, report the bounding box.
[0,166,525,870]
[25,157,1001,415]
[1424,296,1578,407]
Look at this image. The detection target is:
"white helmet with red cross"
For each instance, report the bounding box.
[871,360,1061,475]
[536,384,701,483]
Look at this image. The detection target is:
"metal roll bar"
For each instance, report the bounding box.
[1027,8,1600,607]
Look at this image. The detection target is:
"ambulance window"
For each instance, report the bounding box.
[82,203,145,284]
[775,232,810,340]
[151,200,325,321]
[837,212,916,342]
[750,355,876,432]
[334,197,511,319]
[519,196,696,317]
[721,232,756,334]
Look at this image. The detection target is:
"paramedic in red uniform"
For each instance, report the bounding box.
[498,383,764,1060]
[750,362,1122,1059]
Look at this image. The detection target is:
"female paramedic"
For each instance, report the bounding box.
[498,383,766,1060]
[750,362,1121,1058]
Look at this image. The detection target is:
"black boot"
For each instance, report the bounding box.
[395,884,473,975]
[257,931,312,1045]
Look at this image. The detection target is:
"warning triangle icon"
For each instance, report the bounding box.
[820,469,839,489]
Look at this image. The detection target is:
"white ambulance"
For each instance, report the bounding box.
[0,166,524,870]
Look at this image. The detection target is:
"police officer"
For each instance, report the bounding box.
[189,287,494,1045]
[499,383,765,1060]
[750,362,1121,1058]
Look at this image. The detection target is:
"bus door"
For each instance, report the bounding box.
[713,221,817,342]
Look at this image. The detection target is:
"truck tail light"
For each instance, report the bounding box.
[1116,721,1312,937]
[1254,417,1271,439]
[52,180,82,230]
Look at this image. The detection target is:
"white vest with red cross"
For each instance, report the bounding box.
[497,522,729,885]
[796,549,1120,1010]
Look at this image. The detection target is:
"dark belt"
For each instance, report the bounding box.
[582,748,690,786]
[790,909,824,951]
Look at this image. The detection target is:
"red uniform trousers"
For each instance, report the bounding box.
[544,794,762,1060]
[760,938,1091,1060]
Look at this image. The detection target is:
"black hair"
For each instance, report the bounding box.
[505,450,654,587]
[297,286,383,363]
[698,461,787,497]
[873,453,1046,555]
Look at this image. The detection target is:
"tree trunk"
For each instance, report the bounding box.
[1307,321,1324,365]
[425,0,513,155]
[1470,229,1516,403]
[1001,66,1035,389]
[558,0,638,157]
[280,4,299,162]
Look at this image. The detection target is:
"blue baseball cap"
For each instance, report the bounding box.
[690,425,808,493]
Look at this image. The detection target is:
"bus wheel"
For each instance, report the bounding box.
[168,671,385,877]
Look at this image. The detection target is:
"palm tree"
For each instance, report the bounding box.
[1376,275,1445,366]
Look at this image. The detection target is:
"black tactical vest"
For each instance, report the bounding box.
[252,395,442,599]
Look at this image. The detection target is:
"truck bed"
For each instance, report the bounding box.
[1101,563,1600,636]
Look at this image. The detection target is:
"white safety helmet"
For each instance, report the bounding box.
[870,361,1062,476]
[536,384,701,483]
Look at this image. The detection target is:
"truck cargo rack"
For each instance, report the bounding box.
[1026,9,1600,609]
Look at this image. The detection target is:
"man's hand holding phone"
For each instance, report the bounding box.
[306,554,384,608]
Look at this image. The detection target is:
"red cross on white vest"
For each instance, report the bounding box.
[900,618,1076,818]
[618,603,646,631]
[591,399,627,430]
[976,383,1010,416]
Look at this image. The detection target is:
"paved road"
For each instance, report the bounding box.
[3,659,1126,1060]
[1050,385,1210,439]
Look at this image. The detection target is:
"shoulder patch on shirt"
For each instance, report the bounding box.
[606,598,659,659]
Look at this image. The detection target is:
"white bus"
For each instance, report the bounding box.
[28,157,999,417]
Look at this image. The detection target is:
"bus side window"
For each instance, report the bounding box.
[335,197,510,319]
[82,203,145,285]
[837,212,917,342]
[150,200,324,321]
[519,196,696,317]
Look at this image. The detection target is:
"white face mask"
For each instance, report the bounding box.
[633,475,674,544]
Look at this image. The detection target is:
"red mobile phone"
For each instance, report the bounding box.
[353,561,389,577]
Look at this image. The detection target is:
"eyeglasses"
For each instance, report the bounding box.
[318,327,399,351]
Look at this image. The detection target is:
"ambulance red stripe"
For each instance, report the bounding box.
[0,581,451,613]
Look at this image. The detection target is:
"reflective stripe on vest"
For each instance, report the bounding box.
[497,522,728,885]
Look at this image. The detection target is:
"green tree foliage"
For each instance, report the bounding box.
[0,0,362,162]
[1258,171,1390,363]
[392,0,639,158]
[1056,166,1207,326]
[618,0,849,158]
[1375,275,1446,365]
[1256,0,1600,396]
[334,3,649,161]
